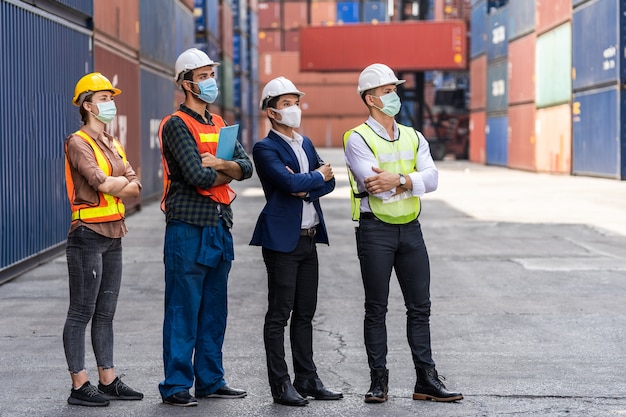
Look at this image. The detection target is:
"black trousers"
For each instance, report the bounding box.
[262,236,319,386]
[356,217,436,370]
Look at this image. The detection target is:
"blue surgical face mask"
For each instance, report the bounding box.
[91,101,117,124]
[191,78,219,103]
[372,91,401,117]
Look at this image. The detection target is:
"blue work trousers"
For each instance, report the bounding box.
[356,217,436,370]
[159,220,234,399]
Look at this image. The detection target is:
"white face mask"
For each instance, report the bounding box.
[271,105,302,128]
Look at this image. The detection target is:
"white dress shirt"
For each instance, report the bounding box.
[343,116,438,213]
[272,129,320,229]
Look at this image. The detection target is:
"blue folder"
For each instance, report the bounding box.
[216,124,239,160]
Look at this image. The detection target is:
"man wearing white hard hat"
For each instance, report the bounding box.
[250,77,340,406]
[157,48,253,407]
[343,63,463,404]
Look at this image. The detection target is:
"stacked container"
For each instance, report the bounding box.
[469,0,488,162]
[571,0,626,179]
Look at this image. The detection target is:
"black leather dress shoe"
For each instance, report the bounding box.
[163,391,198,407]
[272,380,309,406]
[294,377,343,400]
[202,385,247,399]
[413,368,463,402]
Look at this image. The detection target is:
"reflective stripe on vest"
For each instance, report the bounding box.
[158,111,237,211]
[65,130,126,223]
[343,123,421,224]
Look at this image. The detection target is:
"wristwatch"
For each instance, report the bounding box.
[398,173,406,187]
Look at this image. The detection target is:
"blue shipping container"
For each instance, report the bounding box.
[50,0,93,16]
[487,59,508,113]
[486,115,508,166]
[337,1,360,24]
[487,4,508,61]
[175,2,195,58]
[572,0,625,92]
[471,0,488,59]
[363,0,387,23]
[507,0,534,41]
[140,0,175,68]
[140,67,176,199]
[1,1,92,273]
[195,0,206,32]
[572,0,592,7]
[205,0,220,38]
[572,85,626,179]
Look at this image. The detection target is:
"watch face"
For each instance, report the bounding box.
[399,175,406,185]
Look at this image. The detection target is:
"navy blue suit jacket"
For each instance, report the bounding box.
[250,130,335,253]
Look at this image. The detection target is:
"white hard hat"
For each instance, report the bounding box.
[174,48,219,84]
[357,63,406,94]
[260,76,305,110]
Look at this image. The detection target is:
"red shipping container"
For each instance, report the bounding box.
[535,103,571,173]
[258,114,366,147]
[94,42,141,211]
[507,103,536,171]
[284,1,308,30]
[469,110,486,163]
[469,54,486,110]
[94,0,139,51]
[258,1,281,29]
[284,29,300,52]
[258,30,283,54]
[508,32,536,105]
[221,2,234,57]
[310,0,336,26]
[536,0,572,35]
[300,21,467,72]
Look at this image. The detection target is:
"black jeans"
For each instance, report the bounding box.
[262,235,319,386]
[63,226,122,373]
[356,217,436,370]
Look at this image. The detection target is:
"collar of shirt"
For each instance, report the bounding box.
[366,116,399,141]
[272,128,303,146]
[179,103,214,125]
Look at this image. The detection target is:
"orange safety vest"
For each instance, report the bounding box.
[65,130,126,223]
[159,111,237,210]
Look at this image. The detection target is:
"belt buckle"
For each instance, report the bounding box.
[302,227,316,238]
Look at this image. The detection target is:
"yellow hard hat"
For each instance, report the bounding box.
[73,72,121,106]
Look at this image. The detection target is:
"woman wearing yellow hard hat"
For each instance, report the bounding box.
[62,72,143,407]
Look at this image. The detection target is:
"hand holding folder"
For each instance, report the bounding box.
[216,124,239,160]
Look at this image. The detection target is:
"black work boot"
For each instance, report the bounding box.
[413,367,463,402]
[364,368,389,403]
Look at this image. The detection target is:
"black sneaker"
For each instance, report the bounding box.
[68,381,110,407]
[98,375,144,400]
[163,391,198,407]
[200,385,247,399]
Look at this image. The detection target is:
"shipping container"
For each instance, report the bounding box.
[486,58,508,113]
[507,0,534,41]
[311,0,336,26]
[535,22,571,108]
[260,51,359,84]
[284,0,308,29]
[94,0,139,50]
[221,1,234,57]
[507,103,535,171]
[535,103,571,173]
[297,83,365,117]
[292,115,367,147]
[487,4,508,61]
[300,21,467,71]
[508,32,535,105]
[234,32,249,73]
[337,1,360,24]
[469,54,487,110]
[248,6,259,47]
[258,0,281,29]
[469,110,487,163]
[572,0,591,7]
[139,67,176,199]
[536,0,571,35]
[49,0,93,17]
[181,0,195,11]
[0,1,92,276]
[258,29,283,53]
[233,0,247,32]
[572,0,625,92]
[140,0,175,68]
[572,85,625,179]
[284,29,300,51]
[363,0,388,23]
[249,0,259,11]
[93,42,142,212]
[175,1,195,57]
[486,114,508,166]
[218,55,236,110]
[205,0,221,37]
[470,0,487,58]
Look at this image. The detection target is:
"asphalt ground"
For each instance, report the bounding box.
[1,148,625,417]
